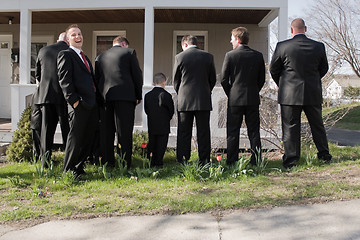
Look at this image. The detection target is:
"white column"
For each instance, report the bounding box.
[278,3,288,41]
[143,5,154,86]
[19,8,32,84]
[142,5,155,129]
[11,8,35,131]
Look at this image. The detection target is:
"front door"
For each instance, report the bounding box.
[0,35,12,118]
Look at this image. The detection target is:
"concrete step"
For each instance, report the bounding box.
[0,142,10,155]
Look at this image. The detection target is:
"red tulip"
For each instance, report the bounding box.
[141,142,147,149]
[216,155,222,162]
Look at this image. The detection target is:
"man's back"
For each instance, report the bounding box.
[145,87,174,135]
[173,47,216,111]
[270,34,328,105]
[35,41,68,104]
[221,45,265,106]
[95,46,142,102]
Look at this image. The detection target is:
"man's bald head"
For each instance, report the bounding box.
[291,18,307,36]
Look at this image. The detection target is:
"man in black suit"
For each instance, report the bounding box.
[58,24,99,175]
[95,36,143,168]
[145,73,174,167]
[34,32,69,164]
[173,35,216,164]
[270,18,332,168]
[221,27,265,165]
[30,87,42,162]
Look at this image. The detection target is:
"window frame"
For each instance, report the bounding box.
[92,30,126,61]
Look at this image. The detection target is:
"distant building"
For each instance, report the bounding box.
[324,77,360,100]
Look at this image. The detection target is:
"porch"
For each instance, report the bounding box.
[0,0,287,151]
[0,85,281,150]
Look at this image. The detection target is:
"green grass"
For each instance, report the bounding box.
[322,102,360,116]
[319,102,360,130]
[333,105,360,130]
[1,144,360,222]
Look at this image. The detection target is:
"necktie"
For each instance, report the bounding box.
[80,51,96,92]
[80,51,91,72]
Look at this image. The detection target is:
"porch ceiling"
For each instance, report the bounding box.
[0,9,271,25]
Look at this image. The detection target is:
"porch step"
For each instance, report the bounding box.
[0,131,12,143]
[0,142,10,155]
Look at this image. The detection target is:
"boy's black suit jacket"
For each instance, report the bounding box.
[145,87,174,135]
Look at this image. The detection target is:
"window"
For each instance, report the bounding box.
[92,31,126,60]
[0,42,9,49]
[31,35,54,84]
[171,31,208,85]
[172,30,208,57]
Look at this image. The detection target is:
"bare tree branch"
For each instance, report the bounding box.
[306,0,360,78]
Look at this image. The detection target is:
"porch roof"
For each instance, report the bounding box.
[0,9,271,24]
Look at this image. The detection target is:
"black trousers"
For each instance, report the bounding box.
[177,111,211,164]
[226,105,261,165]
[40,103,69,161]
[63,103,98,173]
[147,133,169,166]
[281,104,330,167]
[103,101,136,168]
[30,104,42,161]
[88,105,105,164]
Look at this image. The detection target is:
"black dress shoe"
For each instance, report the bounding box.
[283,163,295,169]
[226,161,236,167]
[318,153,332,163]
[73,168,85,179]
[151,163,164,168]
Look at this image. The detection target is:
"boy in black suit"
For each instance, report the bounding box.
[144,73,174,167]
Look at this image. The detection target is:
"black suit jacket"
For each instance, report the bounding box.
[95,45,143,102]
[58,48,97,108]
[35,41,68,104]
[173,47,216,111]
[270,34,329,105]
[221,45,265,106]
[144,87,174,135]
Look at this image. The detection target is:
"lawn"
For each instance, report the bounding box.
[334,105,360,130]
[1,144,360,224]
[321,102,360,130]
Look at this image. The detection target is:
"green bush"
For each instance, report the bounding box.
[6,106,33,162]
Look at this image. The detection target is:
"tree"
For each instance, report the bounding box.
[306,0,360,78]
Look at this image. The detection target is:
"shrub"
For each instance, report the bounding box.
[6,106,33,162]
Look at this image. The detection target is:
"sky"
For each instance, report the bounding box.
[288,0,314,18]
[283,0,353,74]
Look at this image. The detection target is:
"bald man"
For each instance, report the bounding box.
[270,18,332,169]
[34,32,69,165]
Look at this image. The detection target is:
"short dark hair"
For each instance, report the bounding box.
[231,27,249,45]
[113,36,130,46]
[153,73,166,85]
[181,35,198,46]
[65,24,80,36]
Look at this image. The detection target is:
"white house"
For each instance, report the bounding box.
[0,0,288,147]
[325,78,360,100]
